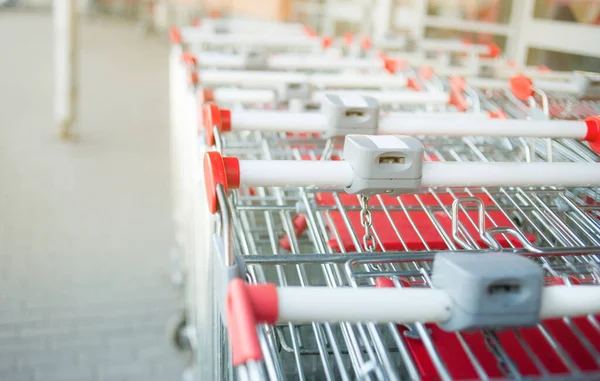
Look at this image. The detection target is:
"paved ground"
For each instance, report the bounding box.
[0,11,184,381]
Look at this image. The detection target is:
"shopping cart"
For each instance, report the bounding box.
[205,134,600,381]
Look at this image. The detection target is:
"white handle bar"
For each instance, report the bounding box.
[237,160,600,188]
[467,76,582,95]
[276,286,600,324]
[198,70,407,88]
[227,109,590,140]
[311,90,450,105]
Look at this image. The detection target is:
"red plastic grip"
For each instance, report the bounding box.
[226,280,278,366]
[203,152,240,213]
[584,116,600,154]
[510,74,534,101]
[168,26,182,44]
[202,103,231,144]
[487,110,508,119]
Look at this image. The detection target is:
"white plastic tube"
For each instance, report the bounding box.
[230,111,325,132]
[275,285,600,324]
[186,33,321,49]
[467,76,582,95]
[198,70,406,89]
[420,38,489,54]
[312,90,450,105]
[195,52,246,68]
[310,73,407,89]
[226,109,588,140]
[199,70,307,87]
[237,160,600,188]
[269,55,383,71]
[212,88,276,104]
[378,118,588,139]
[540,286,600,319]
[277,288,453,324]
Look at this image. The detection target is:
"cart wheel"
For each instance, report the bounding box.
[167,313,190,351]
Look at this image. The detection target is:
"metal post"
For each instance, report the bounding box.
[54,0,78,140]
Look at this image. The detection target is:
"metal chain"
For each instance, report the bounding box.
[358,194,376,252]
[482,330,518,379]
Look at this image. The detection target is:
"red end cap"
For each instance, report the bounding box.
[247,283,279,323]
[197,87,215,105]
[321,36,333,49]
[419,66,434,80]
[203,151,229,214]
[584,116,600,154]
[360,37,372,51]
[202,104,231,144]
[168,26,182,44]
[510,74,534,101]
[226,280,264,366]
[181,52,197,67]
[303,25,317,37]
[189,72,199,86]
[484,43,501,58]
[209,10,220,19]
[395,59,408,71]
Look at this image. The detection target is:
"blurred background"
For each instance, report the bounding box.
[0,1,598,381]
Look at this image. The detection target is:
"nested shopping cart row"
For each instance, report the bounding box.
[169,19,600,381]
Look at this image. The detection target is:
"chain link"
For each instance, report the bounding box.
[482,330,518,379]
[358,195,376,252]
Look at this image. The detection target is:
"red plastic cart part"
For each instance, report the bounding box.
[510,74,534,101]
[449,89,468,112]
[197,87,215,105]
[483,43,502,59]
[321,36,333,49]
[191,17,201,27]
[361,37,372,51]
[584,116,600,154]
[378,54,397,74]
[189,72,199,86]
[203,152,239,214]
[169,26,182,44]
[209,10,220,19]
[318,192,536,253]
[303,25,317,37]
[202,104,231,145]
[343,32,354,46]
[226,280,278,366]
[448,76,468,112]
[181,52,197,67]
[377,277,600,380]
[407,78,423,91]
[279,214,308,251]
[487,110,508,119]
[419,66,435,81]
